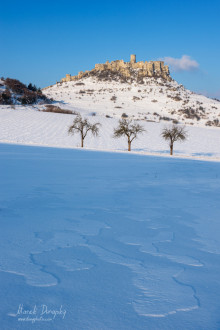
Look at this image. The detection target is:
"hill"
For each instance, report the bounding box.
[43,74,220,128]
[0,59,220,161]
[0,78,50,105]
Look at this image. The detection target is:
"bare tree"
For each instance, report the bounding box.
[68,114,101,148]
[161,124,187,155]
[113,118,145,151]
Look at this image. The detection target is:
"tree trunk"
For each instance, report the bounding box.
[128,140,131,151]
[81,136,84,148]
[170,144,173,155]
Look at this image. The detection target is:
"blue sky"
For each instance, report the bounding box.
[1,0,220,97]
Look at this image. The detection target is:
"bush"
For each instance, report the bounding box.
[137,78,144,84]
[75,82,85,86]
[206,119,220,127]
[167,94,182,101]
[160,116,172,121]
[0,89,12,105]
[5,78,27,94]
[173,96,182,101]
[19,90,37,105]
[42,105,74,114]
[86,89,94,94]
[3,77,49,105]
[182,108,200,120]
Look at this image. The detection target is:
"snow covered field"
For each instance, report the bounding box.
[1,143,220,329]
[1,74,220,162]
[0,106,220,162]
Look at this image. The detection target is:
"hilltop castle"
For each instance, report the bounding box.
[61,54,171,82]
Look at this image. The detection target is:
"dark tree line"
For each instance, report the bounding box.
[27,83,42,93]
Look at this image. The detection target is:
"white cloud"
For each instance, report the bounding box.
[163,55,199,72]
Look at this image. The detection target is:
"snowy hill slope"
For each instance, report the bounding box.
[43,76,220,127]
[0,106,220,161]
[0,75,220,161]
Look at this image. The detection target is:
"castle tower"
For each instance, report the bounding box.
[130,54,136,64]
[66,74,71,81]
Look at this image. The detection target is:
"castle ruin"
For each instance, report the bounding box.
[61,54,171,82]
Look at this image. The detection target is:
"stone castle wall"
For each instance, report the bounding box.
[61,54,170,82]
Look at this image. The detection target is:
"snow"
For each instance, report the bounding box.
[0,75,220,162]
[43,76,220,126]
[0,75,220,328]
[0,106,220,162]
[1,143,220,329]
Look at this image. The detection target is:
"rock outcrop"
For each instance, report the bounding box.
[61,54,171,83]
